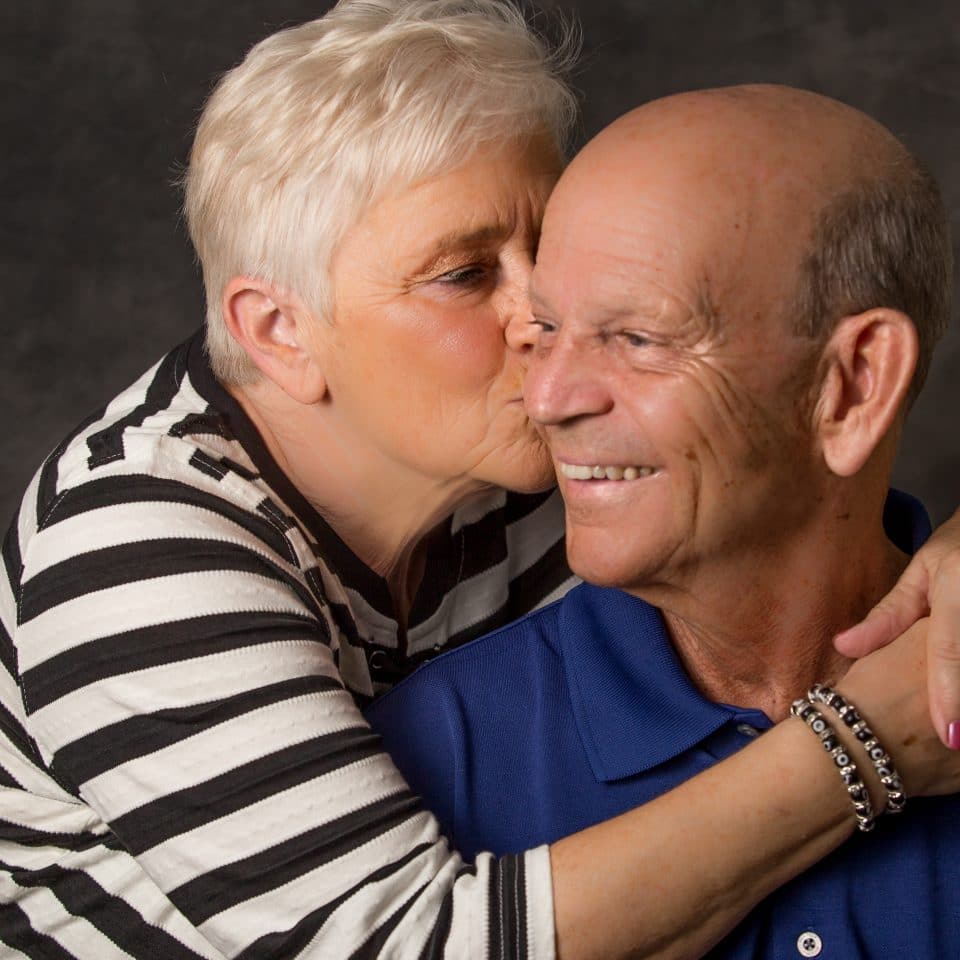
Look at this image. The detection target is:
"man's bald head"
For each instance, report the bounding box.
[599,83,903,179]
[539,84,950,400]
[526,85,951,593]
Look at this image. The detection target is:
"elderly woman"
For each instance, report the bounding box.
[2,2,960,959]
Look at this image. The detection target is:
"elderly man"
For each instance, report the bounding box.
[367,85,960,958]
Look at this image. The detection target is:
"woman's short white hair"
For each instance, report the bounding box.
[183,0,579,385]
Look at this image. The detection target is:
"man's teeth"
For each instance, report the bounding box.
[559,463,655,481]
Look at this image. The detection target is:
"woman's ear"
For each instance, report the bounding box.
[815,308,918,477]
[221,277,328,404]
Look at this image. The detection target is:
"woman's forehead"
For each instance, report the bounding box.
[337,139,560,264]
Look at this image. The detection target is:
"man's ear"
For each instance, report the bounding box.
[221,277,328,404]
[815,308,918,477]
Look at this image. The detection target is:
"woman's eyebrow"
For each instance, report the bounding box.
[409,224,509,278]
[427,223,508,256]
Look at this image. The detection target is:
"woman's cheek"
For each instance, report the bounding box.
[438,311,505,381]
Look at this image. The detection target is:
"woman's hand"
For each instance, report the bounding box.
[837,617,960,799]
[835,506,960,748]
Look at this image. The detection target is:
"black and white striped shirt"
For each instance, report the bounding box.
[0,332,576,959]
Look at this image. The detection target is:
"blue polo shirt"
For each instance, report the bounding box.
[366,491,960,958]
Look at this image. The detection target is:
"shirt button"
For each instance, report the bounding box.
[796,931,822,957]
[736,723,761,738]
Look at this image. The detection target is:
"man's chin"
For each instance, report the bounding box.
[565,529,674,593]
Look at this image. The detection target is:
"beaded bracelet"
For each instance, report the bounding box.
[808,683,907,814]
[790,697,876,832]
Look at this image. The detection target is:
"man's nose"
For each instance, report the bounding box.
[524,336,614,427]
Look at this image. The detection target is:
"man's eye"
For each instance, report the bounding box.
[531,317,556,334]
[438,266,488,286]
[622,331,651,347]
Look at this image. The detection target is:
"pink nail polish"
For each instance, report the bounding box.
[949,722,960,750]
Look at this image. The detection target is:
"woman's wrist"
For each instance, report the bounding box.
[790,696,879,830]
[789,690,892,825]
[810,684,906,813]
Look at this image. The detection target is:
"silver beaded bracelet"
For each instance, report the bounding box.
[790,697,876,832]
[808,683,907,814]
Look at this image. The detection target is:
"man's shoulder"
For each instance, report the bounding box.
[364,585,600,845]
[372,589,572,716]
[367,582,636,724]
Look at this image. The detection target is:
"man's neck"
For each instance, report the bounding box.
[648,494,910,721]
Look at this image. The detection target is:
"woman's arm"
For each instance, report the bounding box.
[10,465,959,960]
[9,466,550,960]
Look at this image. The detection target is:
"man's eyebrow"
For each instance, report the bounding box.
[528,282,552,311]
[527,289,666,329]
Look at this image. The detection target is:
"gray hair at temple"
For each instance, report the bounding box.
[183,0,579,385]
[793,154,953,406]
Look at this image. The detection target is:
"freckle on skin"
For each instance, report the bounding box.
[837,512,851,521]
[903,734,918,747]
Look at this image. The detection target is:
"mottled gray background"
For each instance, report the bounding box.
[3,0,958,527]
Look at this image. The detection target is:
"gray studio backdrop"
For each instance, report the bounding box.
[3,0,958,527]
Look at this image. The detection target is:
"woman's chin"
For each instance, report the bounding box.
[459,433,557,496]
[489,455,558,495]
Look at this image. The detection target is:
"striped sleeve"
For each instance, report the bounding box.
[3,466,556,958]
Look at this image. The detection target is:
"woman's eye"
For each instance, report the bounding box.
[622,331,651,348]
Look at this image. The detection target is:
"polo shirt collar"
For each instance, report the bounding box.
[560,489,932,784]
[559,584,733,783]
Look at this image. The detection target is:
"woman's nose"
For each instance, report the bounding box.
[500,254,540,355]
[504,309,542,355]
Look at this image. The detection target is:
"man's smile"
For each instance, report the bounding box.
[557,461,659,481]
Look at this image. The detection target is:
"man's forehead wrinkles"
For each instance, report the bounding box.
[532,256,718,339]
[696,274,725,338]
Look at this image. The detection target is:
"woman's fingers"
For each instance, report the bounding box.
[839,619,960,797]
[835,506,960,748]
